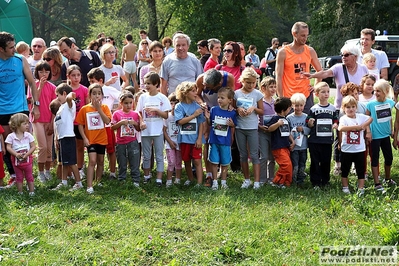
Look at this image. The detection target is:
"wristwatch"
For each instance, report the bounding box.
[34,101,40,106]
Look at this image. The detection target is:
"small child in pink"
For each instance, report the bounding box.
[5,114,36,195]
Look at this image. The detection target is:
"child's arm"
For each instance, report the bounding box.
[204,109,211,125]
[177,108,203,125]
[66,92,76,108]
[289,135,295,151]
[246,98,264,116]
[365,125,372,144]
[163,125,177,150]
[78,125,90,147]
[143,106,168,119]
[25,141,36,158]
[0,135,5,155]
[6,143,16,157]
[267,119,284,132]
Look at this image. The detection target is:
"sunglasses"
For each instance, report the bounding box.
[33,45,43,48]
[341,53,353,57]
[142,42,148,45]
[43,57,52,61]
[223,49,233,53]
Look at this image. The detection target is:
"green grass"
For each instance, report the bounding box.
[1,159,399,265]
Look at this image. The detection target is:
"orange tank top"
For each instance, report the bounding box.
[282,45,312,98]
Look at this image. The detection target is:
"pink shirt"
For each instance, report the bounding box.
[204,57,218,72]
[28,81,56,123]
[111,110,140,144]
[73,84,88,125]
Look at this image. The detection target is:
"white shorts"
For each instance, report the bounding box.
[123,61,137,74]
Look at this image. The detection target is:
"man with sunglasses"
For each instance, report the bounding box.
[28,37,46,75]
[276,21,322,114]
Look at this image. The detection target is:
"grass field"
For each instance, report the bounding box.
[1,96,399,265]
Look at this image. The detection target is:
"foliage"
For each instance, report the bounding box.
[27,0,92,47]
[308,0,399,57]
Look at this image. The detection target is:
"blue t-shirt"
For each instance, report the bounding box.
[174,101,205,144]
[208,106,237,146]
[266,115,291,150]
[366,99,395,139]
[0,54,28,115]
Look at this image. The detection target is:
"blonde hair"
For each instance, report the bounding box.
[9,113,29,132]
[100,43,115,61]
[362,52,376,64]
[260,76,276,90]
[374,79,394,100]
[314,81,329,94]
[239,67,258,82]
[16,41,29,54]
[290,93,306,105]
[176,82,196,103]
[341,95,358,112]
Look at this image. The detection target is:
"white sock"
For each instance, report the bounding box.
[166,180,172,185]
[221,180,227,185]
[144,175,151,179]
[77,181,82,186]
[213,180,218,185]
[156,178,162,183]
[206,172,212,178]
[110,172,116,177]
[245,179,250,183]
[254,181,260,186]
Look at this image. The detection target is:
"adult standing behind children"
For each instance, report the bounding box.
[121,34,139,91]
[58,37,102,87]
[276,21,322,114]
[0,32,40,186]
[265,38,279,77]
[99,43,128,91]
[160,33,203,96]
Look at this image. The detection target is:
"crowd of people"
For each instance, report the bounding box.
[0,22,397,196]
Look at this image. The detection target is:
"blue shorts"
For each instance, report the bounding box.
[208,143,231,166]
[59,137,77,165]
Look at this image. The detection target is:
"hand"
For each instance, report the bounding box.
[289,142,295,151]
[332,123,338,130]
[31,105,40,121]
[39,76,47,89]
[226,118,234,127]
[237,107,247,117]
[195,138,202,149]
[308,118,315,127]
[301,71,312,78]
[204,109,210,119]
[278,119,285,126]
[83,138,90,147]
[140,122,147,130]
[47,127,54,136]
[296,126,303,132]
[169,141,177,150]
[107,76,119,85]
[246,106,255,114]
[193,108,203,117]
[92,99,102,110]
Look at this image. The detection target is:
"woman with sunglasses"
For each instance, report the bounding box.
[216,41,243,90]
[42,48,64,86]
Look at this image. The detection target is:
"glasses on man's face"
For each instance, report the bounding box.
[105,51,116,55]
[33,45,43,48]
[223,49,233,53]
[341,53,353,57]
[43,57,52,61]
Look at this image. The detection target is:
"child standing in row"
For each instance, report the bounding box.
[30,62,57,183]
[307,82,338,188]
[76,84,111,194]
[111,92,141,186]
[258,76,276,185]
[5,114,36,195]
[366,79,396,192]
[287,93,310,186]
[359,74,377,103]
[163,93,182,187]
[137,72,171,186]
[87,68,121,179]
[339,96,372,195]
[204,87,237,190]
[235,67,264,189]
[266,97,295,188]
[53,84,83,191]
[175,82,205,186]
[67,65,89,177]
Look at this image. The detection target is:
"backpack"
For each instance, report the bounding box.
[64,50,94,68]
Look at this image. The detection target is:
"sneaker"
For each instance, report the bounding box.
[375,184,385,192]
[86,187,94,194]
[204,176,212,187]
[96,182,103,187]
[67,175,74,180]
[133,182,140,188]
[109,174,117,180]
[69,183,83,191]
[313,185,321,190]
[38,173,47,183]
[29,192,35,197]
[166,182,172,188]
[332,166,341,176]
[7,176,16,187]
[357,189,365,196]
[241,180,252,189]
[194,183,202,189]
[385,179,397,186]
[0,186,4,190]
[45,171,52,181]
[18,191,23,195]
[52,183,68,191]
[156,181,162,187]
[221,183,229,189]
[212,182,219,190]
[79,169,86,179]
[342,187,351,194]
[253,183,261,190]
[278,184,286,189]
[174,179,181,185]
[184,180,191,186]
[143,176,151,184]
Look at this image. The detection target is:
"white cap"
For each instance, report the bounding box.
[50,41,57,47]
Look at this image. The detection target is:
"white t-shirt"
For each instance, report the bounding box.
[136,92,171,136]
[102,85,121,111]
[54,101,76,139]
[163,113,179,150]
[99,65,125,91]
[339,113,370,153]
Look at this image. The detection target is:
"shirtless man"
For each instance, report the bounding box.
[121,33,139,91]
